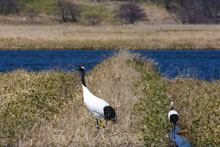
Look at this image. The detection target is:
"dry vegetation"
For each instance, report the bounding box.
[0,24,220,50]
[0,70,79,145]
[19,52,144,146]
[166,78,220,146]
[0,51,219,146]
[132,56,220,146]
[0,52,144,146]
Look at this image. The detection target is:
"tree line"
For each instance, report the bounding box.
[166,0,220,24]
[101,0,220,24]
[0,0,220,24]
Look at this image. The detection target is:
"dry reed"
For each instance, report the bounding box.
[166,78,220,146]
[17,51,144,146]
[0,24,220,50]
[0,51,219,146]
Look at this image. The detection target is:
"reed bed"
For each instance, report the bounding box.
[166,78,220,146]
[0,24,220,50]
[131,56,220,146]
[0,51,219,146]
[6,51,144,146]
[0,70,79,145]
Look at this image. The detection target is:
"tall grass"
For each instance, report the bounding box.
[12,52,144,146]
[166,78,220,146]
[0,24,220,50]
[131,56,220,146]
[0,51,219,146]
[0,70,79,145]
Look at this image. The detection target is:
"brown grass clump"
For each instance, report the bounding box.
[19,51,144,146]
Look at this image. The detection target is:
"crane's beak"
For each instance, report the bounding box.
[67,66,79,73]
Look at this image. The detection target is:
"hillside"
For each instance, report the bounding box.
[0,0,180,25]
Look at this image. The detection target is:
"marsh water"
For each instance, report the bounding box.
[170,126,191,147]
[0,49,220,81]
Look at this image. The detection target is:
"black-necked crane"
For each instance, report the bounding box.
[78,65,116,129]
[168,101,179,133]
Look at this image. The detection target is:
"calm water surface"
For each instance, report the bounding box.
[0,50,115,72]
[133,50,220,81]
[0,50,220,81]
[170,126,190,147]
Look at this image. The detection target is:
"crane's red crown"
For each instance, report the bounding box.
[79,65,85,69]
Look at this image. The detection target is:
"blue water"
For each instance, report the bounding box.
[132,50,220,81]
[0,50,220,81]
[170,126,191,147]
[0,50,116,72]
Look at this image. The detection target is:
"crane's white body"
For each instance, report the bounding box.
[168,110,178,120]
[82,85,109,119]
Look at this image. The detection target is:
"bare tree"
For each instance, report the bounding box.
[57,0,81,22]
[0,0,22,15]
[165,0,171,9]
[206,0,220,23]
[116,2,146,24]
[177,0,220,24]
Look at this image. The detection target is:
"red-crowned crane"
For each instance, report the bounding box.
[78,65,116,129]
[168,102,179,134]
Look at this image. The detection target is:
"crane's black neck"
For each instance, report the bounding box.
[80,69,87,87]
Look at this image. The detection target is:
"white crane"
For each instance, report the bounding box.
[168,101,179,133]
[78,65,117,129]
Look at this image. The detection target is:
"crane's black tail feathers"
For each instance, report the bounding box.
[104,106,117,123]
[170,114,178,127]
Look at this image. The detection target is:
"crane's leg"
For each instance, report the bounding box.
[98,120,105,128]
[96,118,99,129]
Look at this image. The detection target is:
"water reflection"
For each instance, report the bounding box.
[170,126,190,147]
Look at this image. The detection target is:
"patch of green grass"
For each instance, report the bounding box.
[80,4,107,18]
[79,4,116,25]
[24,0,58,15]
[130,56,170,146]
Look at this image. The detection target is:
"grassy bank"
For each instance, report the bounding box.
[0,52,219,146]
[131,56,170,146]
[166,78,220,146]
[0,52,144,146]
[131,56,220,146]
[0,70,79,145]
[0,24,220,50]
